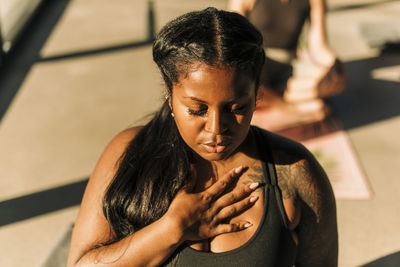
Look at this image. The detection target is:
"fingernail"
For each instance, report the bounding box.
[234,166,243,174]
[244,223,253,228]
[249,182,259,190]
[249,196,258,203]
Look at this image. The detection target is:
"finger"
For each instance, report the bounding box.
[213,182,260,212]
[205,166,245,199]
[183,164,197,192]
[214,220,253,235]
[215,195,259,222]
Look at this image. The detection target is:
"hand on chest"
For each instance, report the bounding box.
[190,164,267,252]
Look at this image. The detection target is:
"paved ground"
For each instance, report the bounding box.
[0,0,399,266]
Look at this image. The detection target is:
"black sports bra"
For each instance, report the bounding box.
[163,126,297,266]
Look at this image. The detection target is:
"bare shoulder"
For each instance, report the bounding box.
[67,126,143,266]
[82,125,144,207]
[261,129,338,266]
[109,126,143,153]
[261,129,332,203]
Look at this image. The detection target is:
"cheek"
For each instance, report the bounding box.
[173,107,204,145]
[240,110,254,123]
[234,107,255,128]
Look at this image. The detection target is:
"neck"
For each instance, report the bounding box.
[193,129,258,189]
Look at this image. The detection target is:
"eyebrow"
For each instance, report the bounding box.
[182,95,249,104]
[182,96,208,104]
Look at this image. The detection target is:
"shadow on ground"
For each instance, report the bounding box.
[361,251,400,267]
[0,179,88,227]
[0,0,155,122]
[329,50,400,130]
[0,0,72,121]
[0,0,155,226]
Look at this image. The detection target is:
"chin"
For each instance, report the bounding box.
[197,150,232,162]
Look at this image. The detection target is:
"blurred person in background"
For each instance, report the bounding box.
[229,0,346,131]
[67,8,337,267]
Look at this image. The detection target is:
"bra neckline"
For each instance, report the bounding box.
[185,127,271,256]
[185,185,270,256]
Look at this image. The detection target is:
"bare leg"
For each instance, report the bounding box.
[252,85,329,132]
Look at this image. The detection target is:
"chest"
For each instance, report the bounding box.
[191,165,267,252]
[190,162,299,252]
[180,182,297,267]
[209,187,265,252]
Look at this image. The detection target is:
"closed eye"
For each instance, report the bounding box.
[231,105,248,115]
[226,103,250,115]
[188,105,249,116]
[187,108,207,116]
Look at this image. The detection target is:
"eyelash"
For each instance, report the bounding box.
[231,105,247,114]
[187,105,247,116]
[188,108,207,116]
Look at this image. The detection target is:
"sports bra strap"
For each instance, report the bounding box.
[252,126,272,185]
[251,126,290,229]
[265,147,279,187]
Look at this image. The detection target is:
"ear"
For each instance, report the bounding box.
[165,88,172,110]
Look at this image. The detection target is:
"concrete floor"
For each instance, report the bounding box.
[0,0,399,266]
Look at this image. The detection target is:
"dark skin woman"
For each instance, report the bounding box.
[67,8,337,267]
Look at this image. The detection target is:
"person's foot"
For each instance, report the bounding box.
[284,59,346,103]
[251,99,330,132]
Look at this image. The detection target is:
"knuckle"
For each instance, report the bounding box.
[212,204,222,214]
[225,224,234,232]
[228,206,237,215]
[219,179,227,187]
[231,224,239,232]
[237,200,246,209]
[242,186,249,195]
[243,197,253,207]
[205,215,213,224]
[202,192,212,202]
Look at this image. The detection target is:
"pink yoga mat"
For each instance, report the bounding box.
[254,116,371,200]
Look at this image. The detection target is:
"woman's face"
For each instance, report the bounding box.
[171,64,256,161]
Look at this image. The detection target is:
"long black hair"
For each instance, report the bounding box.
[102,7,265,242]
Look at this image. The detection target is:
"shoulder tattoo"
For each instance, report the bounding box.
[242,165,266,191]
[276,164,299,200]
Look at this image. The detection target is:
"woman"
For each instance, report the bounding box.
[229,0,346,131]
[67,8,337,267]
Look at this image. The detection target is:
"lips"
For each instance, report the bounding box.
[201,141,230,153]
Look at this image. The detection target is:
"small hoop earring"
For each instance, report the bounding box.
[171,112,175,118]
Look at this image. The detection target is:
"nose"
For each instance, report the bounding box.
[205,110,227,134]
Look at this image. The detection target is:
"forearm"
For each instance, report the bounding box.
[308,29,335,67]
[227,0,254,16]
[308,0,335,67]
[73,216,183,267]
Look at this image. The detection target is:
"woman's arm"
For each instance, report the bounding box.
[227,0,256,16]
[67,128,182,267]
[67,128,259,267]
[308,0,335,66]
[284,0,345,102]
[294,150,338,267]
